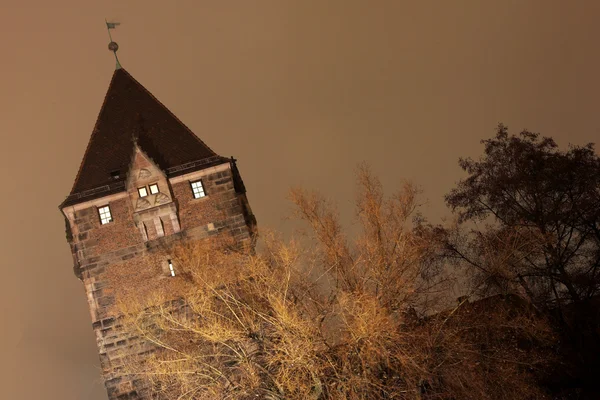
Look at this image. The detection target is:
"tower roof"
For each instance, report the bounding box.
[61,68,228,208]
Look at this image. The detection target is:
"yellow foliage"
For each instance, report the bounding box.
[113,166,555,400]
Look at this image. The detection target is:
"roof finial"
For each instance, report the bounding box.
[105,19,122,69]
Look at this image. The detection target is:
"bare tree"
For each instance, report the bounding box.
[112,165,555,399]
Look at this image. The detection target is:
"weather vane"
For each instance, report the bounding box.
[105,19,122,69]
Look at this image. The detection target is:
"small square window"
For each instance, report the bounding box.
[138,186,148,197]
[149,183,159,195]
[190,180,206,199]
[98,205,112,225]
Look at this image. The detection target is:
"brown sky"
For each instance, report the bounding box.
[1,1,598,399]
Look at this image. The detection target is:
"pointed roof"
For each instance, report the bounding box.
[61,68,229,208]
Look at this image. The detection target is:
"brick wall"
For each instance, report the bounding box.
[63,163,255,399]
[71,198,143,262]
[173,170,233,229]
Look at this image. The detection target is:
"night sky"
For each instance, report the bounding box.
[1,1,598,399]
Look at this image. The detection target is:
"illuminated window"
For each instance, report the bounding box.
[168,259,175,277]
[138,186,148,197]
[98,205,112,225]
[149,183,159,194]
[190,180,206,199]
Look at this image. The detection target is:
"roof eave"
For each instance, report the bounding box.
[59,156,233,210]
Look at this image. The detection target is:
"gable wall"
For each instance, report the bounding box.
[127,147,173,213]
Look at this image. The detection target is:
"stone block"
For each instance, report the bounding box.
[83,238,99,248]
[75,207,95,218]
[80,264,97,274]
[98,296,115,307]
[79,222,94,232]
[117,392,138,400]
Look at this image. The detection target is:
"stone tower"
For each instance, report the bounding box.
[59,67,256,399]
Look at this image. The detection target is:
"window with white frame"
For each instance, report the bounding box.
[98,205,113,225]
[168,259,175,276]
[190,180,206,199]
[149,183,159,194]
[138,186,148,197]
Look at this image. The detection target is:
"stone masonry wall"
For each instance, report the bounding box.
[72,197,144,264]
[64,165,255,399]
[173,168,254,244]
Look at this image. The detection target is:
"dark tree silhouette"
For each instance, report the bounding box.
[444,124,600,309]
[439,125,600,398]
